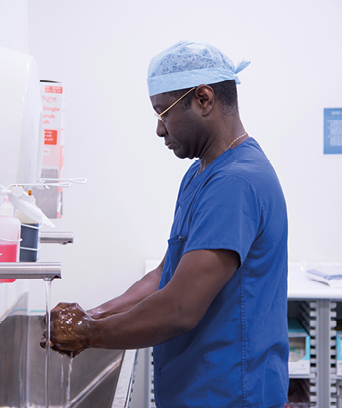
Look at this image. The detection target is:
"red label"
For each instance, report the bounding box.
[0,244,18,262]
[45,85,63,94]
[0,242,17,281]
[44,129,58,145]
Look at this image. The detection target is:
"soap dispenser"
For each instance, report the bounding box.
[0,195,21,282]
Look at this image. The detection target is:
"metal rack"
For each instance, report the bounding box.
[288,300,338,407]
[331,302,342,408]
[146,348,156,408]
[287,262,342,407]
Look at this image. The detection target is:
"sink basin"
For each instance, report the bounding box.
[0,296,137,408]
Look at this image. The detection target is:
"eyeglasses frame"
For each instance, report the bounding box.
[154,87,196,122]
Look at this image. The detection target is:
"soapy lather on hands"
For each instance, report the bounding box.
[41,302,94,356]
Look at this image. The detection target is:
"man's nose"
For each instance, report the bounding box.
[156,120,167,137]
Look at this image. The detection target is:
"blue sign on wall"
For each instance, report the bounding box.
[324,108,342,154]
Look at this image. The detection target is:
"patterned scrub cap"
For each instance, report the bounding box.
[147,41,250,96]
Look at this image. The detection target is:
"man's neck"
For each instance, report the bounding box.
[198,118,246,174]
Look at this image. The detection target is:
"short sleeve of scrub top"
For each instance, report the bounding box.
[183,171,262,264]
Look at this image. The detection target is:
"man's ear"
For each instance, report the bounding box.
[194,85,215,116]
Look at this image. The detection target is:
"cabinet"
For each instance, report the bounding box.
[288,262,342,407]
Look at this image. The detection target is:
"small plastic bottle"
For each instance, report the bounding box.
[0,197,21,282]
[15,192,40,262]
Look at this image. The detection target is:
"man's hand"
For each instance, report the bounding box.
[40,302,94,355]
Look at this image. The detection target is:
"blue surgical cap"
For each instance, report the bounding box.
[147,41,250,96]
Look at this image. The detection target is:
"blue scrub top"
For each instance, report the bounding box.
[153,138,289,408]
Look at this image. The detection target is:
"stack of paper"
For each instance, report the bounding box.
[304,262,342,287]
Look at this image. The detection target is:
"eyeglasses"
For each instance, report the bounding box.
[154,87,196,122]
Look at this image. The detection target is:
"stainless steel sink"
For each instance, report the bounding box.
[0,295,137,408]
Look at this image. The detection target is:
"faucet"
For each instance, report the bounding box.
[0,231,74,280]
[0,262,61,280]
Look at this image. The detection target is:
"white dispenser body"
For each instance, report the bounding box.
[0,47,44,188]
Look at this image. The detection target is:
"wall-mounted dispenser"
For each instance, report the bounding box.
[0,47,43,188]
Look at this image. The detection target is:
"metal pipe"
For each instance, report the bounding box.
[0,262,61,280]
[40,231,74,245]
[67,355,123,408]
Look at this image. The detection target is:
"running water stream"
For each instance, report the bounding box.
[60,354,74,407]
[44,279,52,408]
[65,357,73,406]
[45,279,74,408]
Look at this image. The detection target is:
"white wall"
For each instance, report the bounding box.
[0,0,28,53]
[0,0,31,316]
[5,0,341,311]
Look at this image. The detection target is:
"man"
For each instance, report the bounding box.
[43,41,289,408]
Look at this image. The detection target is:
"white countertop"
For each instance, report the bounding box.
[288,261,342,300]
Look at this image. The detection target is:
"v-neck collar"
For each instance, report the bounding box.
[180,144,234,203]
[179,137,254,203]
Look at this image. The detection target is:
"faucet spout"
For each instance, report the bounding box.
[0,262,61,280]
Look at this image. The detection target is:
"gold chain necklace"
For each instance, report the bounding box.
[199,131,249,175]
[226,132,248,151]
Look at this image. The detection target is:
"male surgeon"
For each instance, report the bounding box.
[42,41,289,408]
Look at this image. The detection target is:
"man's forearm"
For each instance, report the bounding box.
[88,286,188,350]
[87,257,165,319]
[49,283,187,353]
